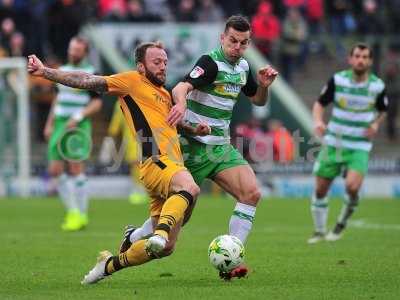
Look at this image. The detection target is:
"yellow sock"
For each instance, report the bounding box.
[154,191,193,240]
[106,240,152,274]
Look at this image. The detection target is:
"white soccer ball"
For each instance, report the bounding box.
[208,235,245,272]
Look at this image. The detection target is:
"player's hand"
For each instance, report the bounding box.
[257,66,278,88]
[167,103,186,126]
[366,122,379,139]
[314,120,326,138]
[194,123,211,136]
[66,118,78,129]
[27,54,45,76]
[43,123,53,141]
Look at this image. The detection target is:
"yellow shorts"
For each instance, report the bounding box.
[139,155,186,217]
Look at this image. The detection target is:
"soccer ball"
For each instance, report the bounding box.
[208,235,245,272]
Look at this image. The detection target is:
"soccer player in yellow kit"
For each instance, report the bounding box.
[28,42,208,284]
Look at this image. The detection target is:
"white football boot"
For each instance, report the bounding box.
[81,250,112,285]
[307,232,326,244]
[325,223,345,242]
[325,231,343,242]
[145,235,167,255]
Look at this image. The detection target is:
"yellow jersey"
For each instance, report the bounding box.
[103,71,182,163]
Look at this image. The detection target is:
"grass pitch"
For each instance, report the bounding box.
[1,196,399,299]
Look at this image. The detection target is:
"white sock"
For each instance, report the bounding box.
[57,174,78,211]
[57,174,70,208]
[73,174,89,214]
[229,203,256,244]
[311,193,329,234]
[130,217,154,243]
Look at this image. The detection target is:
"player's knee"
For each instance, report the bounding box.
[239,186,261,205]
[186,183,200,198]
[346,184,359,198]
[48,166,62,177]
[315,186,328,199]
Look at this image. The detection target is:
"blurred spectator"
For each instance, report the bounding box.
[98,0,127,22]
[305,0,324,54]
[0,0,15,20]
[126,0,149,22]
[386,0,400,34]
[48,0,89,61]
[0,17,15,54]
[235,118,272,163]
[279,7,308,82]
[196,0,224,23]
[175,0,197,22]
[357,0,384,73]
[28,1,52,58]
[251,1,281,61]
[8,31,25,56]
[382,41,400,141]
[143,0,172,22]
[217,0,241,17]
[326,0,355,58]
[267,119,295,163]
[283,0,305,10]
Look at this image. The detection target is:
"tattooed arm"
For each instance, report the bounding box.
[28,54,108,94]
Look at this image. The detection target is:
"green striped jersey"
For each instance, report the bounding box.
[183,47,257,145]
[54,62,96,118]
[318,69,388,152]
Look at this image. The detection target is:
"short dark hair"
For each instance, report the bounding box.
[350,43,373,58]
[71,36,90,53]
[134,41,165,65]
[224,15,251,33]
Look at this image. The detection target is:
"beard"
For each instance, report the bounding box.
[145,69,165,87]
[69,55,83,65]
[353,65,368,76]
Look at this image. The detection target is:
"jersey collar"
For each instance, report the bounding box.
[217,46,240,67]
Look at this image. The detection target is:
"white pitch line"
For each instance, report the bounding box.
[348,219,400,231]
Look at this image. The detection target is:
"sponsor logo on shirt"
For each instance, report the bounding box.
[215,84,241,96]
[190,66,205,78]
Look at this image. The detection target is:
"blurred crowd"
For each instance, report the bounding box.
[0,0,399,143]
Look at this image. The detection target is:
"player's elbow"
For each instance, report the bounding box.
[250,96,267,106]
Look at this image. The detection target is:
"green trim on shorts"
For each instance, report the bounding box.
[48,116,92,162]
[313,145,369,179]
[181,137,248,185]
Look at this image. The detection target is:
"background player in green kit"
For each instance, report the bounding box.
[119,16,278,279]
[44,36,102,231]
[308,43,388,244]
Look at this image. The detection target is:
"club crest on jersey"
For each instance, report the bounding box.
[190,66,205,78]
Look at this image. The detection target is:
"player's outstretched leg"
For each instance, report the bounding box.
[326,171,362,242]
[213,165,260,279]
[326,194,359,241]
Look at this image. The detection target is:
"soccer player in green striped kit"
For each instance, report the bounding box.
[119,16,278,279]
[44,36,102,231]
[308,43,388,244]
